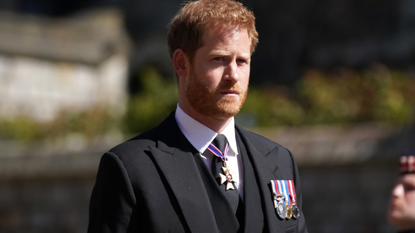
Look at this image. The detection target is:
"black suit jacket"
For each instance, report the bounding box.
[88,112,308,233]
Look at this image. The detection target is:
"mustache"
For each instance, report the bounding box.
[216,83,245,93]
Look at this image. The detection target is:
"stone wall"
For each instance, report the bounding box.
[0,55,127,122]
[0,9,130,122]
[0,179,93,233]
[0,135,117,233]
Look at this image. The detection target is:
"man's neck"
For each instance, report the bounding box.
[196,114,233,133]
[178,103,233,133]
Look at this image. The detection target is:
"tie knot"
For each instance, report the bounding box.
[212,134,228,154]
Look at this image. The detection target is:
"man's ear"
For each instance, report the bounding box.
[172,49,189,78]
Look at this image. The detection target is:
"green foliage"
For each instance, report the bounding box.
[369,67,415,123]
[296,65,415,126]
[0,116,42,142]
[239,86,304,127]
[241,64,415,127]
[0,108,119,142]
[46,108,120,138]
[123,67,178,133]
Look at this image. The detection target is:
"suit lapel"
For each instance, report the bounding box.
[236,131,264,232]
[149,113,220,233]
[236,126,285,233]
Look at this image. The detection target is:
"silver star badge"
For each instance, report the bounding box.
[219,166,236,190]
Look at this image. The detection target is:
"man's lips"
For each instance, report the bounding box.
[220,90,240,95]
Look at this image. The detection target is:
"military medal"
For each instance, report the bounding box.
[219,166,235,190]
[281,180,293,219]
[288,180,300,219]
[270,180,287,219]
[272,180,300,220]
[274,193,287,219]
[281,180,292,219]
[208,142,236,190]
[291,205,300,219]
[276,201,287,219]
[286,205,292,219]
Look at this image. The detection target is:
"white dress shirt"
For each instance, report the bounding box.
[175,105,243,196]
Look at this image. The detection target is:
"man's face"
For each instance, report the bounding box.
[388,174,415,230]
[184,25,251,121]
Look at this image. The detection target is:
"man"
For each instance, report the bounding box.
[388,155,415,233]
[88,0,308,232]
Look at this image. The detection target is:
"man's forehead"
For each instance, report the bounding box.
[200,25,251,54]
[203,23,245,38]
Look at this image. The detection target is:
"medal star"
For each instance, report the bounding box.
[222,166,230,174]
[226,181,235,190]
[218,166,236,190]
[219,173,227,184]
[219,173,235,190]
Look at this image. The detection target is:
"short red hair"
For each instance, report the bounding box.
[167,0,258,62]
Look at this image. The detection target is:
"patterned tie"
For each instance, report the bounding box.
[211,134,240,213]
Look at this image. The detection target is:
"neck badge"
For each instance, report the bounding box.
[208,142,235,190]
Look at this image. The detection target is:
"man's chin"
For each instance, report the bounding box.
[388,209,412,227]
[213,105,242,119]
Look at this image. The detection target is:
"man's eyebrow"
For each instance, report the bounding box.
[209,50,230,56]
[209,50,250,59]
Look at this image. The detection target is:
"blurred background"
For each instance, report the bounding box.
[0,0,415,232]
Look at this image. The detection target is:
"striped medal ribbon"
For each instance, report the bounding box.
[282,180,293,219]
[271,180,287,219]
[288,180,300,219]
[207,142,235,190]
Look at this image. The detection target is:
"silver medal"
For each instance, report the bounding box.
[273,193,287,219]
[276,202,287,219]
[291,205,300,219]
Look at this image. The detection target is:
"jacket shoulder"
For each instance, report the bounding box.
[237,126,287,152]
[108,127,157,157]
[107,111,180,161]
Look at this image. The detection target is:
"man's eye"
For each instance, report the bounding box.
[404,184,415,192]
[214,57,223,61]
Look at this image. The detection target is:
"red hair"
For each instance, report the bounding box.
[167,0,258,62]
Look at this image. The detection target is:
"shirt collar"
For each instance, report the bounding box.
[175,105,238,155]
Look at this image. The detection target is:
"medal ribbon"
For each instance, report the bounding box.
[277,180,286,205]
[282,180,291,206]
[288,180,297,205]
[270,180,280,207]
[207,142,229,162]
[271,180,297,207]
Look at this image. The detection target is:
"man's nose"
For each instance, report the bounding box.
[392,183,404,197]
[223,61,239,82]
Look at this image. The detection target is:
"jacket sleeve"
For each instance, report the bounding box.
[88,152,136,233]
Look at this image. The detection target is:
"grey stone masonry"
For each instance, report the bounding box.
[0,8,131,122]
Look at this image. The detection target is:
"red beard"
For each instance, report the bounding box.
[185,68,247,120]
